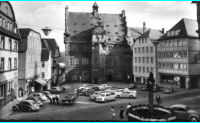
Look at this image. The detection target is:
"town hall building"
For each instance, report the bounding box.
[64,2,133,83]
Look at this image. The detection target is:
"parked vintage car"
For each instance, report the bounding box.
[26,96,43,107]
[164,86,174,94]
[95,92,116,103]
[85,88,100,96]
[140,85,148,91]
[29,93,48,101]
[48,87,62,93]
[78,88,92,95]
[98,84,108,90]
[61,94,76,105]
[120,90,137,98]
[89,91,104,101]
[40,91,52,99]
[78,84,93,91]
[12,100,40,112]
[128,83,137,89]
[170,104,200,122]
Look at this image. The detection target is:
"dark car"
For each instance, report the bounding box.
[26,96,43,107]
[61,94,76,104]
[128,83,137,89]
[140,85,148,91]
[170,104,200,122]
[12,100,40,112]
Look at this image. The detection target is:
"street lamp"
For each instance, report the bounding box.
[41,27,52,36]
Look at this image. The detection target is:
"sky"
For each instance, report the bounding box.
[10,1,197,52]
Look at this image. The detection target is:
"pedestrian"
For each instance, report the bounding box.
[62,87,65,93]
[49,94,53,105]
[119,106,124,121]
[76,88,79,99]
[55,93,60,105]
[156,94,161,106]
[111,106,115,121]
[52,95,55,104]
[126,103,131,116]
[79,76,82,83]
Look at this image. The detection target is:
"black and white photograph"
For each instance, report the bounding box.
[0,1,200,121]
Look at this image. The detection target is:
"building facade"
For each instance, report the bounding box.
[0,1,21,109]
[41,40,52,90]
[64,2,132,83]
[133,28,163,84]
[18,29,43,97]
[41,39,60,87]
[157,18,200,89]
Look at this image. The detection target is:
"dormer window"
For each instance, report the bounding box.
[74,23,77,25]
[167,31,170,37]
[114,25,117,27]
[175,30,181,35]
[82,23,85,26]
[116,38,119,41]
[106,25,109,27]
[171,31,174,36]
[116,32,118,34]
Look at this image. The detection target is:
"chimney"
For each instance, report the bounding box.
[162,28,165,34]
[143,21,146,34]
[122,10,125,18]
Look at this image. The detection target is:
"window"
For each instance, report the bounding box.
[145,38,147,43]
[150,47,153,53]
[139,39,141,44]
[171,31,174,36]
[0,58,4,71]
[183,39,187,46]
[174,63,178,69]
[178,40,182,46]
[108,57,113,66]
[0,84,4,99]
[146,47,149,53]
[166,41,169,47]
[7,22,9,30]
[139,67,141,73]
[183,64,187,70]
[146,57,149,63]
[177,108,186,112]
[42,62,45,67]
[142,38,144,43]
[42,72,45,78]
[14,41,17,51]
[108,46,112,51]
[183,52,187,58]
[138,57,141,63]
[135,57,137,63]
[161,42,165,47]
[170,63,173,69]
[151,57,153,64]
[173,52,179,58]
[174,40,177,47]
[151,67,154,73]
[143,67,145,73]
[0,36,5,49]
[178,52,182,58]
[158,63,161,68]
[167,31,170,37]
[8,39,11,50]
[14,58,17,69]
[10,23,12,31]
[135,66,137,72]
[3,19,5,28]
[8,58,11,70]
[170,52,173,58]
[70,58,75,66]
[142,57,145,63]
[7,82,11,95]
[170,41,173,47]
[138,48,141,53]
[158,53,161,58]
[135,48,137,54]
[142,47,145,53]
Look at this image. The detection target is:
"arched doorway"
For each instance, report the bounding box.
[108,74,113,81]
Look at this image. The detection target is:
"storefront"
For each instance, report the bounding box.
[34,78,47,92]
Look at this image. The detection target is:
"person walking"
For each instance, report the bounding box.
[111,106,115,121]
[156,94,161,106]
[55,93,60,105]
[126,103,132,116]
[49,94,53,105]
[119,106,124,121]
[52,95,55,104]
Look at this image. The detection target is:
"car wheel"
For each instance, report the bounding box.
[104,99,107,103]
[130,95,134,98]
[13,106,17,111]
[117,95,120,98]
[27,107,32,112]
[190,117,198,122]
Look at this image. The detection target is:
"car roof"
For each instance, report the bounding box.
[171,104,187,108]
[101,93,110,94]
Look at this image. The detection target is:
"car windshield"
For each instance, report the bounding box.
[186,106,191,111]
[101,94,106,96]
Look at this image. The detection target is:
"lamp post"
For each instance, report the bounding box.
[41,27,52,36]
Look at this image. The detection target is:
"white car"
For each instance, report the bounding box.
[105,88,130,98]
[78,84,93,90]
[120,90,137,98]
[89,91,104,100]
[29,93,48,101]
[48,87,62,93]
[95,93,116,103]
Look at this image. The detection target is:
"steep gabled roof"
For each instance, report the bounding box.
[67,12,126,42]
[19,28,41,38]
[41,38,60,58]
[158,18,198,41]
[138,29,163,41]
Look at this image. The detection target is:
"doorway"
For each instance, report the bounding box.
[108,74,113,81]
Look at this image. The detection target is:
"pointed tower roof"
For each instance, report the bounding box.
[93,2,98,7]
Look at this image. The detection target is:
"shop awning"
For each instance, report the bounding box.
[35,78,47,86]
